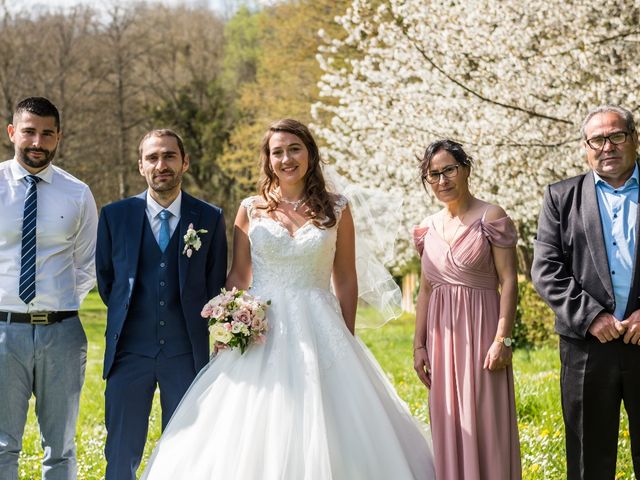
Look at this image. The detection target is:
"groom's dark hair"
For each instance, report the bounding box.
[138,129,186,160]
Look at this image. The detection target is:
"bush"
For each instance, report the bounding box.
[514,280,557,349]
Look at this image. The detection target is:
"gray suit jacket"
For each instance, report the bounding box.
[531,168,640,339]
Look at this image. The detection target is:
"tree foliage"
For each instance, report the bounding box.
[0,2,226,207]
[217,0,354,222]
[314,0,640,272]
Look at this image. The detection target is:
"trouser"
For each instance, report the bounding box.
[560,335,640,479]
[104,350,196,480]
[0,316,87,480]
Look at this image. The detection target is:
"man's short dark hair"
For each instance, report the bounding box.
[13,97,61,131]
[138,129,186,160]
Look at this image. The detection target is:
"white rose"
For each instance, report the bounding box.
[211,324,233,344]
[231,321,244,334]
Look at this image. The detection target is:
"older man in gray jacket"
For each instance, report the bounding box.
[532,105,640,479]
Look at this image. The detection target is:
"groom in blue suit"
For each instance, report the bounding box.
[96,129,227,480]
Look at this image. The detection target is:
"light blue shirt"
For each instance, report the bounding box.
[146,191,182,245]
[594,165,639,319]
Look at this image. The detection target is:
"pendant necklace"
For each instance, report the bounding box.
[280,197,306,211]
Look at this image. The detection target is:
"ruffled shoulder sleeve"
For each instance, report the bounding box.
[240,196,261,219]
[481,216,517,248]
[412,223,429,257]
[332,194,349,222]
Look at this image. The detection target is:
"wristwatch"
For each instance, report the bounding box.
[495,336,513,347]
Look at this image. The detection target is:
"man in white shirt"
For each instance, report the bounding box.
[0,97,98,480]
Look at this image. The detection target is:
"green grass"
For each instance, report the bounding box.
[17,293,634,479]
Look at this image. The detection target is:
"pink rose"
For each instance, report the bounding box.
[210,305,225,320]
[232,308,252,325]
[251,317,264,331]
[201,304,213,319]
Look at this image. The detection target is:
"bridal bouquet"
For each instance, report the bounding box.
[201,287,270,354]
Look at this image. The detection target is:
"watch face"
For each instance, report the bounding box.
[504,337,513,347]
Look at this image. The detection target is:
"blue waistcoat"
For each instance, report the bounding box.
[118,218,192,358]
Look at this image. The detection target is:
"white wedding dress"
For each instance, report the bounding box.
[141,196,435,480]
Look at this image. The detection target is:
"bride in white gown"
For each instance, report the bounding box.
[141,119,435,480]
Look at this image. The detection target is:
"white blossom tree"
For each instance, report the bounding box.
[313,0,640,273]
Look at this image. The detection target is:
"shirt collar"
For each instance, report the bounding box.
[593,163,639,190]
[146,190,182,219]
[10,159,54,184]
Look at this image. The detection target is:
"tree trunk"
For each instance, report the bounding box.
[402,272,418,313]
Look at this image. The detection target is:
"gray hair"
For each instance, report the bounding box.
[581,105,636,139]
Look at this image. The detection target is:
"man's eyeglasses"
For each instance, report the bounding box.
[424,164,460,184]
[585,131,631,150]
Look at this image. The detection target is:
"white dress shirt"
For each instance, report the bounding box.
[145,191,182,245]
[0,159,98,312]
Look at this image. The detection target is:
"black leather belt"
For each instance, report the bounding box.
[0,311,78,325]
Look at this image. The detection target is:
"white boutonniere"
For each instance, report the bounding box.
[183,223,208,257]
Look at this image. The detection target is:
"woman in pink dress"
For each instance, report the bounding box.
[413,140,522,480]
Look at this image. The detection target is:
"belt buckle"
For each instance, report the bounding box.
[30,313,50,325]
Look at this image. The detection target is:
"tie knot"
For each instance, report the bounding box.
[158,209,171,221]
[26,175,41,185]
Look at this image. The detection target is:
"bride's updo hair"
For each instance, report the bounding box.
[258,118,337,229]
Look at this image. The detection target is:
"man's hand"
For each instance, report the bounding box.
[588,312,625,343]
[621,310,640,345]
[413,347,431,389]
[483,341,512,371]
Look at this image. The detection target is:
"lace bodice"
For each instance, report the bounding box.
[241,195,349,293]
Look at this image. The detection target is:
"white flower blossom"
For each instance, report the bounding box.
[313,0,640,270]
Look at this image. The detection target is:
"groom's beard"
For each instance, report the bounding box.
[18,146,57,170]
[150,168,184,193]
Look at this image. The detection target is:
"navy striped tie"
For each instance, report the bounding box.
[19,175,41,304]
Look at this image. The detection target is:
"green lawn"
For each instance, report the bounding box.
[17,292,634,479]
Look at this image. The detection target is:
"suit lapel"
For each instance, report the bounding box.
[178,191,202,293]
[581,173,615,300]
[127,192,147,282]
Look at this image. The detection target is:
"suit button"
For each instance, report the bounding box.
[160,321,166,326]
[114,333,119,340]
[160,281,165,287]
[159,300,165,306]
[159,339,165,345]
[160,262,166,268]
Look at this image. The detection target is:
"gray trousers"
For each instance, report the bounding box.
[0,316,87,480]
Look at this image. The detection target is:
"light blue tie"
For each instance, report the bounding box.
[158,209,171,252]
[19,175,41,304]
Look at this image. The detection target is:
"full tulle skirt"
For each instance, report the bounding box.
[141,287,435,480]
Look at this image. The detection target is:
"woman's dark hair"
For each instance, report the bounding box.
[418,139,473,191]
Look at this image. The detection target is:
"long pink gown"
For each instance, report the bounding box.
[413,215,522,480]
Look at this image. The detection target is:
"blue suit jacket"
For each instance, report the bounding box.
[96,190,227,379]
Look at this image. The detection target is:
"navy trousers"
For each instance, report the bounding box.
[104,350,196,480]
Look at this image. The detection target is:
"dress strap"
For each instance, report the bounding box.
[333,194,349,223]
[481,207,492,222]
[241,196,259,222]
